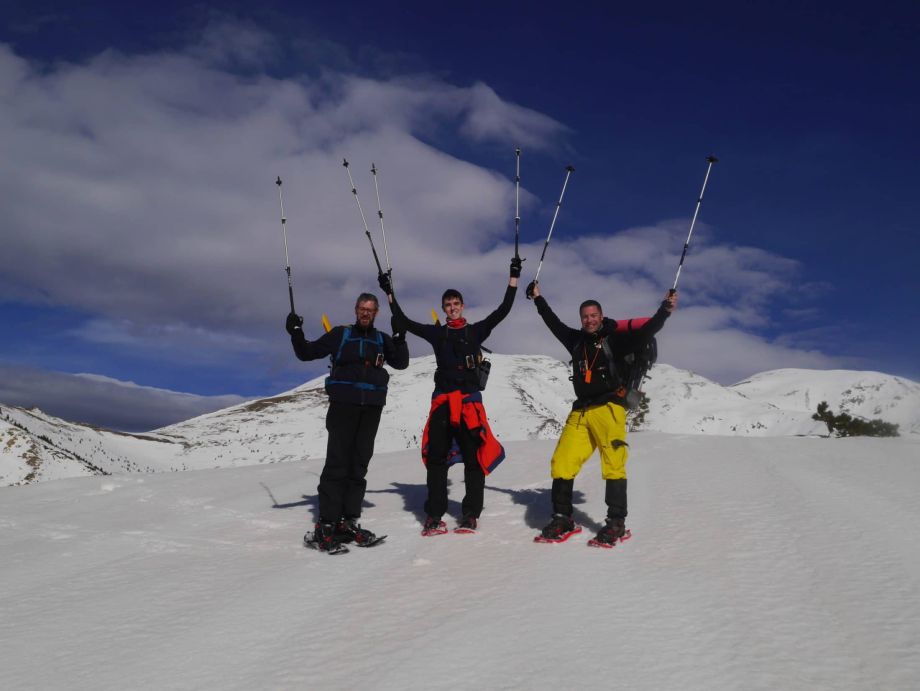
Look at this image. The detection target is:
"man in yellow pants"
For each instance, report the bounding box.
[526,280,677,545]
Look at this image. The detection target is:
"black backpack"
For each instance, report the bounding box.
[602,336,657,409]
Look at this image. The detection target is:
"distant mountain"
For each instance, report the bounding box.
[3,355,918,486]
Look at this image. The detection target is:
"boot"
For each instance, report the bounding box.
[455,515,478,533]
[308,521,346,553]
[536,513,581,542]
[592,516,628,546]
[335,518,378,546]
[421,515,448,536]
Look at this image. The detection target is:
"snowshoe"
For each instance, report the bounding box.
[454,515,478,534]
[335,519,387,548]
[586,517,632,549]
[421,516,448,537]
[303,522,349,555]
[534,513,582,543]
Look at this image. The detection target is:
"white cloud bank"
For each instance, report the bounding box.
[0,364,246,431]
[0,19,842,421]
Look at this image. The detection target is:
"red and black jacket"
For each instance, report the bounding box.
[534,296,669,410]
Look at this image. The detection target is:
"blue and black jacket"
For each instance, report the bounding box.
[291,323,409,406]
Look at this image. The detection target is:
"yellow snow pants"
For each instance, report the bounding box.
[550,402,629,480]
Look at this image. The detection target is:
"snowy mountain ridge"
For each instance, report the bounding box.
[2,354,918,486]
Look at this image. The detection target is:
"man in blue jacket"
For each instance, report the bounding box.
[286,292,409,552]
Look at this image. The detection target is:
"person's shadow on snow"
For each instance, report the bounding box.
[261,482,377,523]
[365,480,462,524]
[486,484,601,533]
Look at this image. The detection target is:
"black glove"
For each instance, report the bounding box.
[378,270,394,296]
[525,280,538,300]
[510,256,524,278]
[285,312,304,336]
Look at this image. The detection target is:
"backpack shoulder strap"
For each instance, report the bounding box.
[333,326,352,365]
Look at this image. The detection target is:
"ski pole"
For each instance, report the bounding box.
[671,155,718,294]
[275,176,296,313]
[528,165,575,298]
[370,163,392,273]
[343,159,385,275]
[514,148,521,260]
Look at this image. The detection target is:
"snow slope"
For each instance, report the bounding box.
[730,368,920,435]
[3,355,918,486]
[2,433,919,690]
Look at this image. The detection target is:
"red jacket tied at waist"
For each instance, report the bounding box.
[421,390,505,475]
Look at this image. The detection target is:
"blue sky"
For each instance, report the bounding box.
[1,1,918,430]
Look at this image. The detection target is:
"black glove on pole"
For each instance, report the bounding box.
[285,312,304,336]
[378,270,394,298]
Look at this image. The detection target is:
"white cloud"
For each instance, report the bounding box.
[0,364,246,431]
[0,21,845,402]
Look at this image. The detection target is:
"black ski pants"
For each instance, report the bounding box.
[424,402,485,520]
[317,402,383,523]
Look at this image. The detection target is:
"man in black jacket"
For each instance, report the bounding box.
[380,258,521,535]
[286,292,409,552]
[527,280,677,546]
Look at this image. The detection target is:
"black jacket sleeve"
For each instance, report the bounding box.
[634,304,671,340]
[383,332,410,370]
[474,284,517,342]
[534,295,581,352]
[291,326,342,361]
[390,298,438,343]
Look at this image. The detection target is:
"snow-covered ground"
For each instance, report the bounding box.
[2,433,919,690]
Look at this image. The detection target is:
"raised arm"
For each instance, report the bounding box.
[635,291,678,339]
[529,282,580,351]
[378,271,437,341]
[474,257,521,339]
[286,313,342,361]
[478,283,517,333]
[388,297,437,340]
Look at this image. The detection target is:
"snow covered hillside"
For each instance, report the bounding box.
[2,355,918,486]
[2,434,918,690]
[730,368,920,434]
